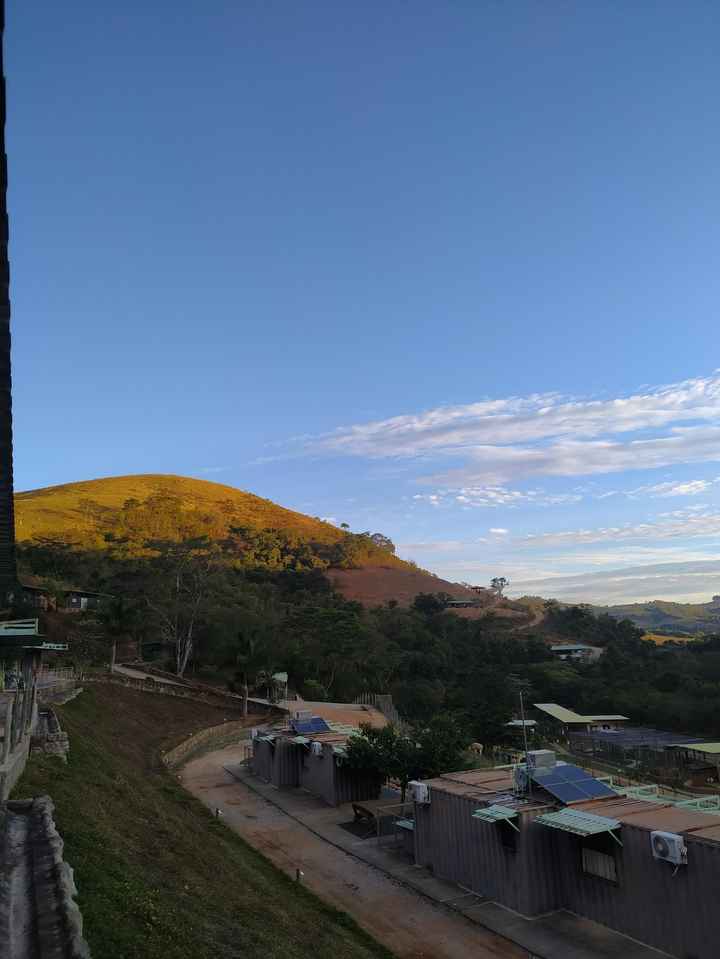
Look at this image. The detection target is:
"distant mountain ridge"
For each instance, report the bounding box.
[599,595,720,635]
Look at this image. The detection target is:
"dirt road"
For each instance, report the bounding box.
[181,745,524,959]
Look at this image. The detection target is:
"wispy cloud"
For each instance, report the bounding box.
[304,374,720,485]
[598,477,720,500]
[199,466,230,475]
[508,560,720,605]
[414,485,582,508]
[522,508,720,547]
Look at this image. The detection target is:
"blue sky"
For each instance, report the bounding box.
[5,2,720,604]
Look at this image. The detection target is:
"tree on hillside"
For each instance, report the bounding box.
[490,577,508,598]
[235,626,275,717]
[344,717,468,801]
[97,595,143,671]
[143,537,216,677]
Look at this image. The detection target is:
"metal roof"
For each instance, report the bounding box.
[472,804,519,824]
[673,742,720,755]
[535,808,622,838]
[534,703,586,722]
[586,714,629,721]
[534,703,630,723]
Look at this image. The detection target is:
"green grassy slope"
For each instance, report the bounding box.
[14,686,393,959]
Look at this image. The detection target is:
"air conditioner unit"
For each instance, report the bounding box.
[651,831,687,865]
[310,741,323,756]
[408,780,430,804]
[294,709,313,721]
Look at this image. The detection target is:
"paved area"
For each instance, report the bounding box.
[181,744,524,959]
[181,744,671,959]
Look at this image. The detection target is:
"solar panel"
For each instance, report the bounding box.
[290,717,331,735]
[531,764,617,803]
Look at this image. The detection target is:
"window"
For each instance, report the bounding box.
[498,819,518,852]
[581,832,618,882]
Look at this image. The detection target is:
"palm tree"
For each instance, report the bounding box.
[0,3,17,604]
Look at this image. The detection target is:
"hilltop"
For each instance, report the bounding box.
[599,596,720,636]
[16,474,360,550]
[13,473,474,605]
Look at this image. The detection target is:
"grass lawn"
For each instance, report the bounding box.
[14,685,394,959]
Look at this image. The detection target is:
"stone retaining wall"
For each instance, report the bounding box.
[163,719,255,770]
[84,674,275,714]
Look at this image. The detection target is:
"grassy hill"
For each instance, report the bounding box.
[16,474,350,548]
[600,597,720,635]
[14,685,393,959]
[14,473,409,567]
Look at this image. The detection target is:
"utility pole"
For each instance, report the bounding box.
[0,0,17,604]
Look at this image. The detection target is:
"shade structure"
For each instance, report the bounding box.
[535,808,622,842]
[473,804,521,831]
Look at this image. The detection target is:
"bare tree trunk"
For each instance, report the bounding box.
[110,640,116,674]
[242,675,249,718]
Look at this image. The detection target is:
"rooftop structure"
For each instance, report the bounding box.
[411,754,720,959]
[534,702,629,729]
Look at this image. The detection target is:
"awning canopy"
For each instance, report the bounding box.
[472,804,520,831]
[535,808,622,843]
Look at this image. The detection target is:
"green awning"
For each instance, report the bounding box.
[535,808,622,844]
[472,804,520,831]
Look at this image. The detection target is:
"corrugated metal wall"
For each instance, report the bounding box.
[300,746,336,804]
[271,739,301,788]
[415,788,720,959]
[414,791,562,915]
[334,762,381,806]
[251,739,273,781]
[557,826,720,959]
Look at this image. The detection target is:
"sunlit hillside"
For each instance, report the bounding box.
[13,474,408,569]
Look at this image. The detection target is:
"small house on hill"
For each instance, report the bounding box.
[20,578,109,613]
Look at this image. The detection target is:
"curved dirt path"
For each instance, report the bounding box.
[181,744,523,959]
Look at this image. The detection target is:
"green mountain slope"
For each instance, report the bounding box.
[599,597,720,635]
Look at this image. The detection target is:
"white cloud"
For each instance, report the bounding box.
[428,426,720,486]
[320,516,339,526]
[199,466,229,474]
[611,477,720,499]
[413,485,582,508]
[507,560,720,605]
[521,509,720,547]
[490,527,509,535]
[312,373,720,459]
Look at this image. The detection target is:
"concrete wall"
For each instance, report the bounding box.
[0,736,30,800]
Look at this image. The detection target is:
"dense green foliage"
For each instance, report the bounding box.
[344,717,468,799]
[14,686,393,959]
[17,536,720,743]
